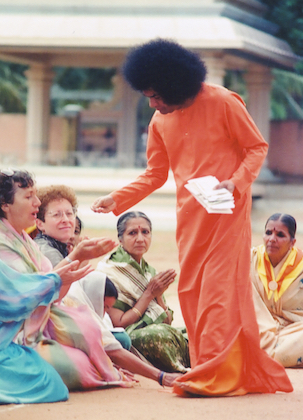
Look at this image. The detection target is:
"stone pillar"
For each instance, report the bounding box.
[203,55,226,86]
[25,65,55,164]
[244,65,272,143]
[244,65,274,182]
[118,78,140,167]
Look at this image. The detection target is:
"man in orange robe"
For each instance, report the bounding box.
[92,39,293,396]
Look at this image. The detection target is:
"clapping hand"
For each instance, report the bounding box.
[53,260,94,300]
[146,269,176,298]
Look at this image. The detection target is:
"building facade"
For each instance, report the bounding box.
[0,0,298,167]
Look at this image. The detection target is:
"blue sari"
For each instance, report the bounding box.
[0,261,68,404]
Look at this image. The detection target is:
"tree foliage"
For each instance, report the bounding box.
[54,67,116,90]
[0,61,27,113]
[51,67,117,114]
[0,63,117,114]
[261,0,303,58]
[271,69,303,119]
[260,0,303,119]
[1,1,303,118]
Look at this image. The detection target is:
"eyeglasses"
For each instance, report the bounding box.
[46,209,76,220]
[1,168,15,176]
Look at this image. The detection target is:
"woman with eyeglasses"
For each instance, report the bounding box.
[34,184,183,387]
[34,185,85,267]
[0,169,135,392]
[35,184,132,350]
[34,184,117,270]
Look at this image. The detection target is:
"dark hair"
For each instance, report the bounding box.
[75,216,82,235]
[122,38,207,105]
[105,277,118,299]
[265,213,297,239]
[117,211,152,240]
[0,170,35,218]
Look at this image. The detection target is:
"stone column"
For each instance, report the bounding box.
[203,54,226,86]
[118,78,140,167]
[244,65,274,182]
[244,65,272,143]
[25,64,55,164]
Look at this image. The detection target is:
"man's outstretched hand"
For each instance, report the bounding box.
[91,195,117,213]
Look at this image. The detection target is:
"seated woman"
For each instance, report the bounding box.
[34,183,182,386]
[0,260,90,404]
[97,211,190,373]
[55,211,130,350]
[34,185,113,269]
[251,213,303,367]
[67,215,84,253]
[35,184,131,350]
[0,169,135,391]
[102,276,132,351]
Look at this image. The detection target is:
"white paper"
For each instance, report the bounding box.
[185,176,234,214]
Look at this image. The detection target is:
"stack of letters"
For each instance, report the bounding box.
[185,176,235,214]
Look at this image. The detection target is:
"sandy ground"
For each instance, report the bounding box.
[2,195,303,418]
[2,230,303,419]
[1,370,302,420]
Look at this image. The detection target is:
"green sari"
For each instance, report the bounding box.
[97,246,190,372]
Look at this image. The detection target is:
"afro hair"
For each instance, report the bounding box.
[122,38,207,105]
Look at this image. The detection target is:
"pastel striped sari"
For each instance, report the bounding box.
[0,218,133,390]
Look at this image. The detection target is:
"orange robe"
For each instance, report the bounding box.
[111,83,293,396]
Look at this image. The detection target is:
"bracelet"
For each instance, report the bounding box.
[65,256,73,263]
[131,307,142,318]
[158,371,165,386]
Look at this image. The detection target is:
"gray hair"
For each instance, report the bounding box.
[117,211,152,239]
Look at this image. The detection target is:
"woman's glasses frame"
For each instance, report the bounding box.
[45,208,77,221]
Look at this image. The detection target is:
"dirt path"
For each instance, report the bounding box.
[1,369,302,420]
[2,226,303,418]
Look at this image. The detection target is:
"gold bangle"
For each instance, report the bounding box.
[132,307,142,318]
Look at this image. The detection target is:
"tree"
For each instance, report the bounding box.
[51,67,117,114]
[258,0,303,119]
[237,1,303,119]
[0,61,27,113]
[0,62,117,114]
[261,0,303,58]
[271,69,303,119]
